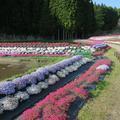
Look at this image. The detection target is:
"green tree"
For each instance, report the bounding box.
[94,4,105,30]
[94,4,119,31]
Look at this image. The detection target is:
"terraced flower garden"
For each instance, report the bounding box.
[0,40,114,120]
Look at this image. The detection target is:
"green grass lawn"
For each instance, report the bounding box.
[77,49,120,120]
[0,56,67,82]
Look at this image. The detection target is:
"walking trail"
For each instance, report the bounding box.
[78,48,120,120]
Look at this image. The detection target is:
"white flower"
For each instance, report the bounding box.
[38,82,48,89]
[57,71,66,78]
[1,96,19,111]
[15,91,29,102]
[96,64,109,71]
[0,102,4,114]
[26,85,41,95]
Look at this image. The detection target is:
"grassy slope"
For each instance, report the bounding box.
[0,56,67,82]
[77,49,120,120]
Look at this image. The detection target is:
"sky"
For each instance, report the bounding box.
[93,0,120,8]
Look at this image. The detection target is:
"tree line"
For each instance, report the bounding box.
[0,0,119,40]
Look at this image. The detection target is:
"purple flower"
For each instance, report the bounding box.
[36,68,49,75]
[0,81,15,95]
[31,71,45,81]
[45,65,58,73]
[92,44,107,49]
[54,64,62,71]
[13,77,27,90]
[22,74,37,84]
[56,60,69,68]
[72,55,82,61]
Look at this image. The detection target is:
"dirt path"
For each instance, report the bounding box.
[108,43,120,52]
[78,49,120,120]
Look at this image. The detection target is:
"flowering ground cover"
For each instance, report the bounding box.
[0,42,99,58]
[0,56,93,120]
[0,56,83,95]
[0,42,81,57]
[15,58,111,120]
[0,56,93,116]
[77,49,120,120]
[0,41,110,58]
[75,39,110,57]
[92,46,111,57]
[0,56,67,82]
[0,42,96,82]
[0,40,113,120]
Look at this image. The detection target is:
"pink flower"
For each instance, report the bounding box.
[72,87,89,98]
[20,108,40,120]
[18,58,111,120]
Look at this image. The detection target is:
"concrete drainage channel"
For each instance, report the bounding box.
[0,62,94,120]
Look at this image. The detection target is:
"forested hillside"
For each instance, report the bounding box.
[0,0,119,40]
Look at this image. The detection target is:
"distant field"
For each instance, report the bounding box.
[0,56,67,82]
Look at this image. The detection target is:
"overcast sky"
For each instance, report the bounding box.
[93,0,120,8]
